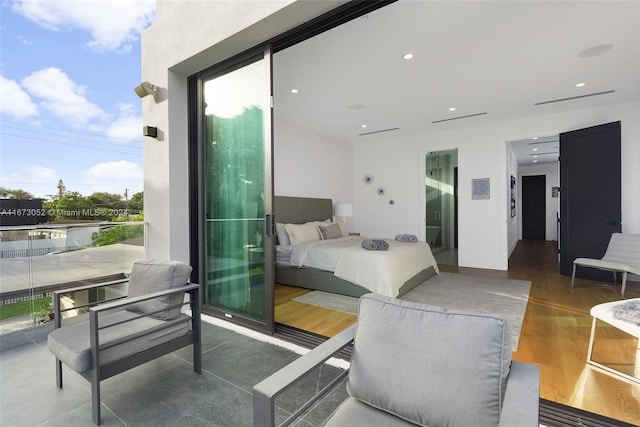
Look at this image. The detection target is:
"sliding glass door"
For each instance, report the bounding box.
[197,48,274,332]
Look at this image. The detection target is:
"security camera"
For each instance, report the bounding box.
[134,81,158,98]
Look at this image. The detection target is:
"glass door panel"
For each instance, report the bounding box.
[425,149,458,265]
[202,51,273,330]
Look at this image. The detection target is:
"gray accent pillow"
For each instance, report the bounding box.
[126,260,192,320]
[347,293,511,427]
[319,223,343,240]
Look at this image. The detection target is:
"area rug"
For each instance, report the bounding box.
[293,272,531,350]
[293,290,360,314]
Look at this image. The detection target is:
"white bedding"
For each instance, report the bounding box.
[285,236,439,297]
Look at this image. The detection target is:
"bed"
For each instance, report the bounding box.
[274,196,439,298]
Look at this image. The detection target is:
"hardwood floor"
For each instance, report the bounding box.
[275,240,640,425]
[275,283,357,337]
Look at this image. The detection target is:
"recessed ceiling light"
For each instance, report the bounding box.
[534,155,538,158]
[533,160,538,163]
[532,137,538,140]
[576,82,586,87]
[361,124,367,128]
[290,89,299,94]
[402,53,414,60]
[533,148,539,151]
[449,107,456,112]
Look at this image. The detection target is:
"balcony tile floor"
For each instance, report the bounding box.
[0,319,347,427]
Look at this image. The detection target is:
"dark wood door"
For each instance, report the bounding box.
[522,175,546,240]
[559,121,621,278]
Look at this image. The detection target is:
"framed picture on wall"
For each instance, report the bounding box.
[472,178,490,200]
[510,175,516,217]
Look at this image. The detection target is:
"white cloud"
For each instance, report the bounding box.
[0,75,39,119]
[1,165,58,198]
[21,67,108,127]
[82,160,143,194]
[11,0,156,53]
[106,103,142,141]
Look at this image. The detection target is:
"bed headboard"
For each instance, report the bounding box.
[274,196,333,224]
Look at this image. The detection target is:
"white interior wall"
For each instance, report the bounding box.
[274,118,353,209]
[353,101,639,271]
[507,145,519,255]
[518,162,560,242]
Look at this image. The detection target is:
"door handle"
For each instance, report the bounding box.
[265,214,274,237]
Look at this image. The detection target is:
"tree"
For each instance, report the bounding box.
[92,223,144,246]
[57,180,66,198]
[44,191,96,220]
[88,192,125,209]
[129,191,143,212]
[0,187,35,199]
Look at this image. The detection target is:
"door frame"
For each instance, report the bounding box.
[420,146,459,260]
[188,46,275,334]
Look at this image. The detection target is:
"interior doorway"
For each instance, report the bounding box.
[522,175,546,240]
[425,149,458,265]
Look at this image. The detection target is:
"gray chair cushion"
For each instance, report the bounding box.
[347,293,511,427]
[126,260,192,320]
[47,310,190,373]
[323,397,417,427]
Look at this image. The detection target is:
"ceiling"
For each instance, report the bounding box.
[273,1,640,166]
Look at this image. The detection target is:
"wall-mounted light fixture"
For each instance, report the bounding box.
[143,126,158,138]
[134,81,158,98]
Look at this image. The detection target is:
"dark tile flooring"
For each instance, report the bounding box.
[0,319,347,426]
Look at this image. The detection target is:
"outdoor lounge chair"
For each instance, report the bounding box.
[47,259,201,425]
[571,233,640,297]
[253,293,540,427]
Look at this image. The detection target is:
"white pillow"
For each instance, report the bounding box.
[285,222,321,245]
[335,220,348,237]
[275,222,290,246]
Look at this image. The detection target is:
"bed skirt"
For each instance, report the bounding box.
[275,265,438,298]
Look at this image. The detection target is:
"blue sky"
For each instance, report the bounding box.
[0,0,156,199]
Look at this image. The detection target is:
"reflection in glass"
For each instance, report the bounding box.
[203,58,267,320]
[425,149,457,264]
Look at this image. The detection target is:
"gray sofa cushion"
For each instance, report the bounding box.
[126,260,192,320]
[48,310,190,373]
[323,397,416,427]
[347,293,511,427]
